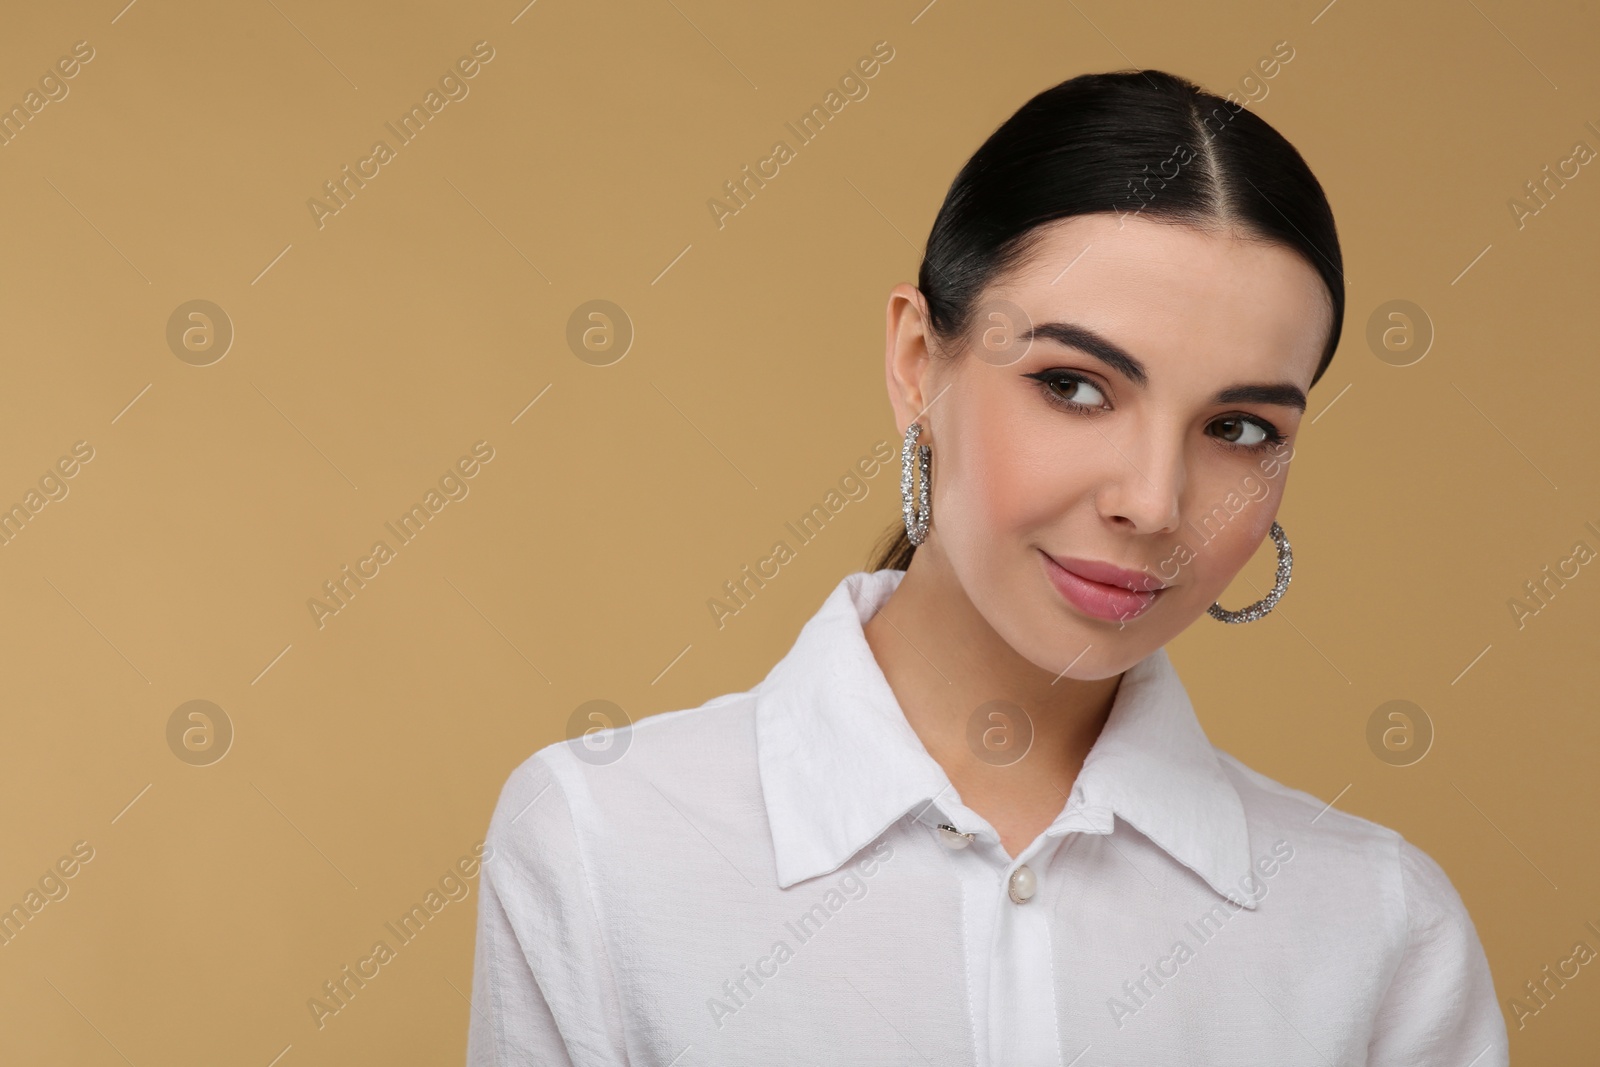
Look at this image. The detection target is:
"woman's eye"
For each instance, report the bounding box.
[1047,374,1106,408]
[1212,416,1269,446]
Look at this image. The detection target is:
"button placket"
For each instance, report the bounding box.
[988,840,1063,1064]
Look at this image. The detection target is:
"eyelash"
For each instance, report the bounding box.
[1024,369,1288,453]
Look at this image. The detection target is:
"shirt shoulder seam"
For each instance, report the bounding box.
[1367,831,1413,1044]
[534,744,637,1064]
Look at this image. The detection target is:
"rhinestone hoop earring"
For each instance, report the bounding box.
[1208,521,1292,624]
[901,422,931,546]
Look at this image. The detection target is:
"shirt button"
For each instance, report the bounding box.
[937,824,975,850]
[1008,864,1037,904]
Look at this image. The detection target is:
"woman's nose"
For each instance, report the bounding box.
[1095,427,1184,535]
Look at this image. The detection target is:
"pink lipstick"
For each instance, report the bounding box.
[1040,550,1166,622]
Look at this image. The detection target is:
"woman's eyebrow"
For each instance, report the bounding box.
[1019,320,1308,412]
[1214,381,1307,412]
[1021,321,1148,383]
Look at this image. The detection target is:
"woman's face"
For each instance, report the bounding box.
[885,212,1333,679]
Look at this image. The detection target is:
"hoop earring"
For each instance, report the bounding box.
[1208,521,1292,624]
[901,422,931,546]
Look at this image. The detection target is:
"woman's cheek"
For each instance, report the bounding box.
[942,400,1012,524]
[1185,481,1280,593]
[986,441,1043,527]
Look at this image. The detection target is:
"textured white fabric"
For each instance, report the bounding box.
[467,568,1508,1066]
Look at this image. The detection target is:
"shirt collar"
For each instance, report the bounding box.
[753,569,1257,908]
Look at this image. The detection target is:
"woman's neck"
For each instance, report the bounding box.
[862,548,1123,859]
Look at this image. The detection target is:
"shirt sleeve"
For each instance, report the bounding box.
[1365,837,1509,1066]
[466,748,630,1067]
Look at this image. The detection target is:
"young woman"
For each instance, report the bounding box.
[467,70,1508,1065]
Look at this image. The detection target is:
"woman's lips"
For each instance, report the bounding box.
[1040,550,1165,622]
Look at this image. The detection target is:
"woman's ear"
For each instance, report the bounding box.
[884,282,939,435]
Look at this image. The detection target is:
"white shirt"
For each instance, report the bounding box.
[466,568,1508,1066]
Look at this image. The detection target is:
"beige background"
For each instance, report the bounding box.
[0,0,1595,1061]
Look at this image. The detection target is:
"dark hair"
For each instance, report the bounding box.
[869,68,1344,573]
